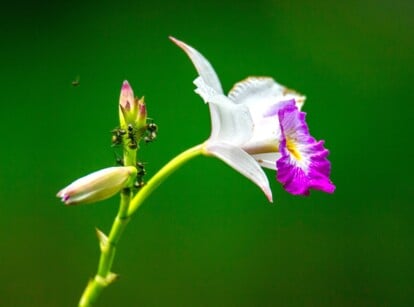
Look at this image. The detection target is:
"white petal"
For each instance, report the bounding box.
[251,153,281,170]
[228,77,283,103]
[170,36,223,94]
[228,77,306,111]
[194,76,218,103]
[225,77,304,154]
[205,142,273,202]
[194,77,253,145]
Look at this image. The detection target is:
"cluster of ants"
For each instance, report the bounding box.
[111,121,158,190]
[111,121,158,150]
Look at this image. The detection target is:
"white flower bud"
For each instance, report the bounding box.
[57,166,137,205]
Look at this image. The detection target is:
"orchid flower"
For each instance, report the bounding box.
[170,37,335,202]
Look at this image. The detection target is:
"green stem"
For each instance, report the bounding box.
[123,146,137,168]
[78,144,204,306]
[127,143,204,216]
[78,190,131,307]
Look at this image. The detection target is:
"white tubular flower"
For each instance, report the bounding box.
[57,166,137,205]
[170,37,308,202]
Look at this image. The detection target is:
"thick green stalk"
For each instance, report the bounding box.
[123,146,137,169]
[78,190,131,307]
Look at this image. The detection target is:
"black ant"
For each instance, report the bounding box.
[111,128,126,146]
[144,122,158,143]
[134,161,146,189]
[127,124,138,149]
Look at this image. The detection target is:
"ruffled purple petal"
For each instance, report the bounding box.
[276,101,335,195]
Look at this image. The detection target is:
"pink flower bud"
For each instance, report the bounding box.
[119,80,136,127]
[118,81,147,130]
[136,97,147,128]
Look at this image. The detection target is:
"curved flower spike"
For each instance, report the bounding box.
[170,37,335,201]
[57,166,137,205]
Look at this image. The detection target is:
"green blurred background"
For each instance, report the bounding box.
[1,0,413,306]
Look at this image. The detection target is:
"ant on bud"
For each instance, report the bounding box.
[144,122,158,143]
[112,125,140,149]
[111,128,126,146]
[134,161,147,189]
[127,124,138,149]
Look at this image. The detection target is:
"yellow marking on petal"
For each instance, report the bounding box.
[283,87,300,96]
[286,139,302,160]
[245,144,279,155]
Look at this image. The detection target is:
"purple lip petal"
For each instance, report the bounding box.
[263,98,296,117]
[276,102,335,196]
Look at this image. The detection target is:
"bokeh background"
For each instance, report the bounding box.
[1,0,413,306]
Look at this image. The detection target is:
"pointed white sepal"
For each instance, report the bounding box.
[205,142,273,202]
[194,76,253,145]
[170,36,223,94]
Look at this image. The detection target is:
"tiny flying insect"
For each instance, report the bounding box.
[71,75,80,87]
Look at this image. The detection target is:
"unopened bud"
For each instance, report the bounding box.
[119,80,135,128]
[119,80,146,130]
[57,166,137,205]
[136,97,147,129]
